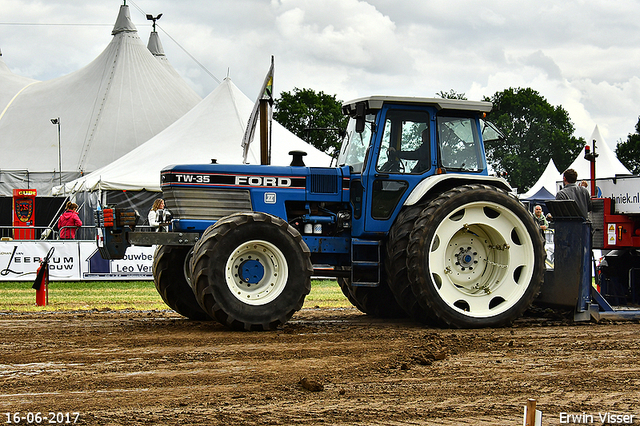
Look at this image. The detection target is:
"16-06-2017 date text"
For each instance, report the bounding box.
[4,412,80,424]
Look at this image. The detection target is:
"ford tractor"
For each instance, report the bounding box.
[95,96,546,330]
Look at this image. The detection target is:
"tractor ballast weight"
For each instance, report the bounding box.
[96,96,546,330]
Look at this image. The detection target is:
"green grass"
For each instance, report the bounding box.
[0,279,350,312]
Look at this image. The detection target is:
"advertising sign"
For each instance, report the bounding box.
[0,241,79,280]
[596,176,640,214]
[12,189,37,239]
[0,241,154,281]
[80,244,154,280]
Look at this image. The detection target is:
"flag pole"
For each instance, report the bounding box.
[242,56,274,164]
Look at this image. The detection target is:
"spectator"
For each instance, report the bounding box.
[556,168,592,218]
[148,198,169,232]
[57,202,82,239]
[533,205,549,236]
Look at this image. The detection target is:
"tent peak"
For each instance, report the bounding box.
[147,31,165,57]
[112,4,137,35]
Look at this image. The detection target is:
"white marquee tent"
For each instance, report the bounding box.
[521,159,561,200]
[55,77,333,194]
[564,125,631,184]
[0,51,38,112]
[522,125,631,199]
[0,4,201,196]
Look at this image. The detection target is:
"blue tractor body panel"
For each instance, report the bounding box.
[161,163,353,259]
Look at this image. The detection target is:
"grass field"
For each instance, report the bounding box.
[0,279,350,312]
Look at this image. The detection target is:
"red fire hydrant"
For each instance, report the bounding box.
[33,247,54,306]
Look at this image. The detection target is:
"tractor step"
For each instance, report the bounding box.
[351,239,381,287]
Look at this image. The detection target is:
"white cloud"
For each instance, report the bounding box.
[1,0,640,146]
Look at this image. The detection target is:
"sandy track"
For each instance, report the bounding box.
[1,308,639,425]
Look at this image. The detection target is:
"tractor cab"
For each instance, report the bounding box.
[337,96,502,236]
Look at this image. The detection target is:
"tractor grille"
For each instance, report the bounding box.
[309,169,339,194]
[163,188,252,221]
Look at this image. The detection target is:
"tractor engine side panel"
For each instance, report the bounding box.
[161,165,347,233]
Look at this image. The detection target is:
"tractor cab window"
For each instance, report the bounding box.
[480,119,504,144]
[337,114,375,173]
[376,110,431,174]
[437,115,483,172]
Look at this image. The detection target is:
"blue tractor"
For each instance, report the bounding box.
[96,96,546,330]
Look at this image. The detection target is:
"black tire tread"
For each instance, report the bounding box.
[153,245,212,321]
[386,203,437,324]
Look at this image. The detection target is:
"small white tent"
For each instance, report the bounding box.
[56,78,332,194]
[521,159,561,200]
[564,125,631,182]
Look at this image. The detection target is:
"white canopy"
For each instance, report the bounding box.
[564,125,631,182]
[523,125,632,198]
[0,5,201,194]
[55,78,332,194]
[521,159,561,199]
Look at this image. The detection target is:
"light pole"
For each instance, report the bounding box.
[51,118,61,186]
[146,13,162,32]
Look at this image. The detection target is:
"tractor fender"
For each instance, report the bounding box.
[404,174,513,206]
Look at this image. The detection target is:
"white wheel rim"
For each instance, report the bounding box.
[225,240,288,306]
[428,201,535,318]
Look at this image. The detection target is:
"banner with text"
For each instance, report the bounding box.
[0,241,154,281]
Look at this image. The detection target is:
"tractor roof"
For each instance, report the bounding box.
[342,96,493,116]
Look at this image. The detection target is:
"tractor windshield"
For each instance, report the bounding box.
[437,115,484,172]
[337,115,375,173]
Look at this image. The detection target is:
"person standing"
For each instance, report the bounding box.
[57,202,83,239]
[148,198,168,232]
[556,168,592,218]
[533,205,549,235]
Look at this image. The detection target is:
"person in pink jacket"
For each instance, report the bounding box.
[57,202,83,239]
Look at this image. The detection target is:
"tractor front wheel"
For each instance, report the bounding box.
[190,212,312,330]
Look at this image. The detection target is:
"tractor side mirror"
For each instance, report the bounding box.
[355,102,366,133]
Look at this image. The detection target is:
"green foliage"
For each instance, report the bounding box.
[274,88,349,156]
[436,89,467,100]
[484,87,584,192]
[615,116,640,175]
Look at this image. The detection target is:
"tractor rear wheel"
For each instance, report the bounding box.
[386,204,436,324]
[337,272,406,318]
[152,245,212,321]
[190,212,312,330]
[407,184,545,328]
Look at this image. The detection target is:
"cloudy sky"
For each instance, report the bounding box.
[2,0,640,148]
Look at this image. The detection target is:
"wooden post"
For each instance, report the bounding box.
[525,399,536,426]
[259,99,269,165]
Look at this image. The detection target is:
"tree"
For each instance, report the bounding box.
[274,88,348,156]
[615,116,640,175]
[483,88,584,192]
[436,89,467,100]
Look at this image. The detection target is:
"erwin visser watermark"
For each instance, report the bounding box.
[559,412,636,424]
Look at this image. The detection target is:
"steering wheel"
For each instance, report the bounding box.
[379,148,405,173]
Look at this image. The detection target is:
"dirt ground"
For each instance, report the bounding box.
[1,307,639,426]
